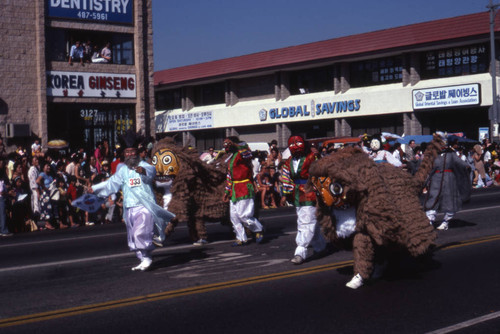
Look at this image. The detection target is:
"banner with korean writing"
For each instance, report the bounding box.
[412,83,480,110]
[165,111,214,131]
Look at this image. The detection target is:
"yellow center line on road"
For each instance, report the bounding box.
[0,260,353,328]
[437,234,500,251]
[3,234,500,328]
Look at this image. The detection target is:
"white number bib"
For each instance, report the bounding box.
[128,177,142,188]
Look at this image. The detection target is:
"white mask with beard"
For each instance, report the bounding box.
[124,155,141,169]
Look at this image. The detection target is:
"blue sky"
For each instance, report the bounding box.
[152,0,488,71]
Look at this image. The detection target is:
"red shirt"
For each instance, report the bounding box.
[67,184,78,201]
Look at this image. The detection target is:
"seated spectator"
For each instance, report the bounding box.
[85,155,99,184]
[310,143,321,159]
[100,42,112,62]
[68,41,84,65]
[138,146,151,164]
[104,193,118,224]
[268,139,279,151]
[268,166,282,207]
[0,158,13,236]
[91,42,112,63]
[99,160,111,179]
[0,137,6,158]
[251,150,261,179]
[391,142,404,164]
[6,153,17,181]
[200,147,217,164]
[31,139,43,158]
[8,176,30,233]
[266,147,281,169]
[16,145,26,157]
[66,175,81,227]
[36,162,60,230]
[256,165,277,209]
[83,40,92,63]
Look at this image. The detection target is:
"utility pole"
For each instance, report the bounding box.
[488,0,500,141]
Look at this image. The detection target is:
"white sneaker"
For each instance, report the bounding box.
[290,255,305,265]
[436,222,449,230]
[131,258,152,271]
[346,273,364,289]
[193,239,208,246]
[152,236,163,247]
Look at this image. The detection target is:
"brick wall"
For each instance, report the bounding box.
[0,0,155,151]
[0,0,39,144]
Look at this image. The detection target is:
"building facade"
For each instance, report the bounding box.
[154,12,500,150]
[0,0,155,152]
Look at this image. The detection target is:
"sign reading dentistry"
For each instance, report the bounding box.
[47,71,136,98]
[166,111,214,131]
[412,83,480,110]
[48,0,133,24]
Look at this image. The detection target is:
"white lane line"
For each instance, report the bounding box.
[458,205,500,214]
[425,311,500,334]
[0,202,497,272]
[0,213,297,249]
[0,241,217,273]
[430,205,500,216]
[0,233,297,273]
[0,232,127,249]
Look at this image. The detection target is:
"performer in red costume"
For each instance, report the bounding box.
[223,136,264,246]
[282,135,326,264]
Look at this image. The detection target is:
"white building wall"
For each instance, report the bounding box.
[157,73,492,132]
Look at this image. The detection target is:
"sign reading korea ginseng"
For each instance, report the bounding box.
[47,71,136,98]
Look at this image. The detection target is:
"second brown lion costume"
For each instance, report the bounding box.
[309,135,443,288]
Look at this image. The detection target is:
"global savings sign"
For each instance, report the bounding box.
[259,99,361,121]
[47,71,136,98]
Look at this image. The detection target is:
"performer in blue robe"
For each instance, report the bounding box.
[89,131,174,271]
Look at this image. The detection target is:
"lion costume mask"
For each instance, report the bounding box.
[308,135,443,287]
[152,137,229,242]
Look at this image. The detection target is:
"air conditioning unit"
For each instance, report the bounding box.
[6,123,30,138]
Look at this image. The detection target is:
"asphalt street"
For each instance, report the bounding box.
[0,187,500,333]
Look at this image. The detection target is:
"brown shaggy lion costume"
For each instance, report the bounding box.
[308,135,443,288]
[152,137,229,243]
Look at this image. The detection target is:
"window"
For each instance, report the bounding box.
[155,88,182,110]
[46,27,134,65]
[193,82,225,107]
[48,103,135,152]
[350,57,403,87]
[290,66,333,95]
[111,34,134,65]
[234,75,274,101]
[421,44,489,79]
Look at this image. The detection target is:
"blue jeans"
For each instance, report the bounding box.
[0,197,9,234]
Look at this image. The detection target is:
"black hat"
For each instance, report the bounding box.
[118,129,144,149]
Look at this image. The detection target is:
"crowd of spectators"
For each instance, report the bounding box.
[0,135,496,237]
[198,136,500,211]
[0,138,131,236]
[68,40,112,65]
